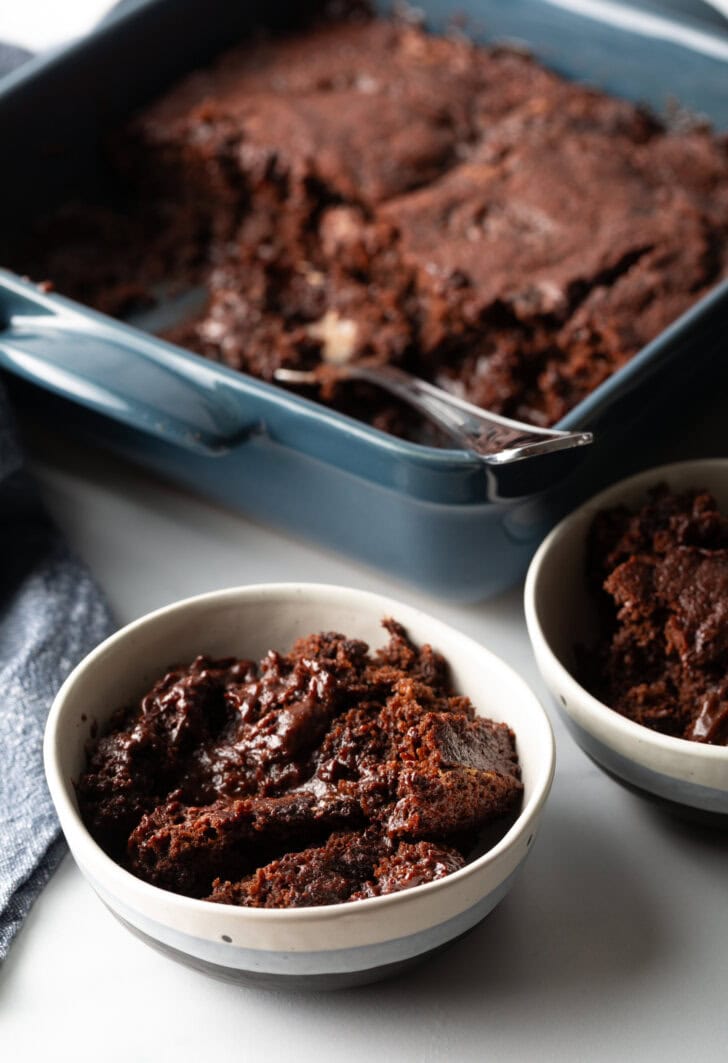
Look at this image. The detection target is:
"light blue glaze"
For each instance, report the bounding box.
[556,710,728,815]
[89,864,523,978]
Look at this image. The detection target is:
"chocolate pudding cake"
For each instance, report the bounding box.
[77,620,523,906]
[10,11,728,435]
[582,486,728,745]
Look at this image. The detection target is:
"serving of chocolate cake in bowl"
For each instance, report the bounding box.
[78,619,523,906]
[581,484,728,747]
[525,460,728,821]
[44,583,555,986]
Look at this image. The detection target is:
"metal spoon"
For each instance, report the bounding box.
[274,363,593,465]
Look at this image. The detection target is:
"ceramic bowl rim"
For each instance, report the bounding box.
[45,581,555,928]
[524,458,728,767]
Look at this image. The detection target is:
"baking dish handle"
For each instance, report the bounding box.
[0,270,251,456]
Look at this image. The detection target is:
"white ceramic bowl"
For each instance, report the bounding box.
[525,460,728,820]
[45,583,555,989]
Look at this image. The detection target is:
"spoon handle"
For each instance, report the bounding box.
[341,365,593,464]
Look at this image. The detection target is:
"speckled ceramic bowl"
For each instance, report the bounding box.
[525,460,728,820]
[44,583,555,989]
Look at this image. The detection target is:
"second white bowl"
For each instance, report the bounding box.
[525,460,728,819]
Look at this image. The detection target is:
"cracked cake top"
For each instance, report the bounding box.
[10,11,728,436]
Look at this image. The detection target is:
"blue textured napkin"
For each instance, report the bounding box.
[0,30,119,964]
[0,390,115,961]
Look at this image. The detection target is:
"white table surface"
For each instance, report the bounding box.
[0,423,727,1062]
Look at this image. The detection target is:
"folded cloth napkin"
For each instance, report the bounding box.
[0,11,123,966]
[0,386,115,960]
[0,25,112,965]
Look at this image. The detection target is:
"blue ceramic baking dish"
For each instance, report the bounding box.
[0,0,727,601]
